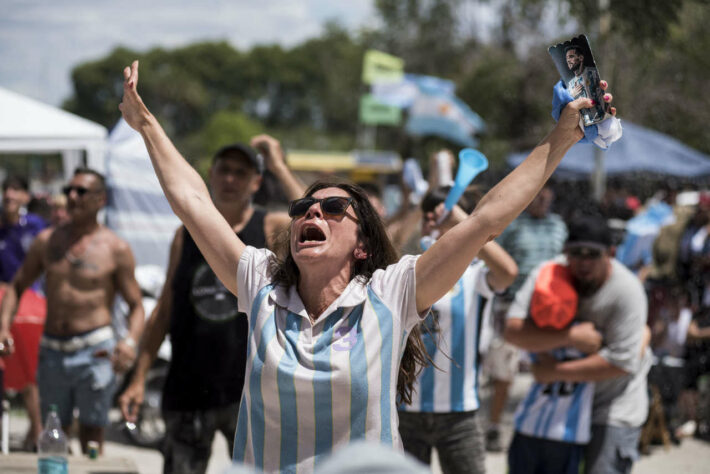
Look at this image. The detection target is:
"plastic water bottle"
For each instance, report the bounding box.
[38,404,68,474]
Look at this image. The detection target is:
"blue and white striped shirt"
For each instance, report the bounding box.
[513,347,594,444]
[400,261,493,413]
[234,246,425,473]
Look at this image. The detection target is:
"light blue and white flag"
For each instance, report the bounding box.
[616,201,674,272]
[371,74,456,108]
[405,90,485,147]
[372,73,485,147]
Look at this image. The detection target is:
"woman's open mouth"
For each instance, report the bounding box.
[299,225,326,243]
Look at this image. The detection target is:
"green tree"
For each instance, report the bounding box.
[373,0,464,77]
[185,110,263,177]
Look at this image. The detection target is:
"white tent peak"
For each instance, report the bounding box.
[0,86,106,140]
[0,86,107,177]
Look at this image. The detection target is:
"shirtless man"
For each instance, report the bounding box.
[0,167,144,454]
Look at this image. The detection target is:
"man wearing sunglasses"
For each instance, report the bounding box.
[504,215,651,474]
[119,134,304,474]
[0,167,145,455]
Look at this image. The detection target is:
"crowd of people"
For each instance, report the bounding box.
[0,58,706,474]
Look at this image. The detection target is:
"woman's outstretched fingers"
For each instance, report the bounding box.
[603,92,613,103]
[131,60,139,86]
[119,60,148,130]
[600,80,608,90]
[123,61,139,90]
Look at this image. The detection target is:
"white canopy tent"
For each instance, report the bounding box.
[0,86,107,179]
[105,119,181,270]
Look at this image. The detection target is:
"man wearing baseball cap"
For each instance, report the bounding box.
[119,135,304,473]
[505,215,651,474]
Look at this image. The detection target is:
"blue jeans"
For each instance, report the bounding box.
[584,424,641,474]
[38,336,116,427]
[398,410,486,474]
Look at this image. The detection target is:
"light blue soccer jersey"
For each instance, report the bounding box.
[234,247,425,473]
[513,347,594,444]
[401,260,494,413]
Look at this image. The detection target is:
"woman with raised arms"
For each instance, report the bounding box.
[118,60,613,473]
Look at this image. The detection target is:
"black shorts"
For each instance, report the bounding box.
[508,432,584,474]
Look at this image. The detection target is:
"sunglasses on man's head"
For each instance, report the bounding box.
[288,196,354,218]
[62,185,98,197]
[567,246,603,259]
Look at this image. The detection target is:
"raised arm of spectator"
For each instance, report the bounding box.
[427,149,454,189]
[251,133,306,249]
[250,134,305,202]
[415,94,609,313]
[478,240,518,293]
[119,61,243,297]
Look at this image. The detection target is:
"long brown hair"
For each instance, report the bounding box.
[268,179,429,405]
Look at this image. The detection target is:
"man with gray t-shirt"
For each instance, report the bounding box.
[505,215,651,474]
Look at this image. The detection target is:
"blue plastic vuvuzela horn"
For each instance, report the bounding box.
[443,148,489,211]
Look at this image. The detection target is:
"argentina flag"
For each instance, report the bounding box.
[371,74,485,147]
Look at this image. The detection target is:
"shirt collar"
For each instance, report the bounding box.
[269,276,369,324]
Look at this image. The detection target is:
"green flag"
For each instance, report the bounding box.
[359,94,402,125]
[362,50,404,85]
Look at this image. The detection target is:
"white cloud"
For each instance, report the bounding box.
[0,0,375,106]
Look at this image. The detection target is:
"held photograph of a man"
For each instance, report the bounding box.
[549,35,611,127]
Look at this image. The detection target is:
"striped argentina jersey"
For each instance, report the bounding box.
[234,246,426,473]
[513,347,594,444]
[401,260,493,413]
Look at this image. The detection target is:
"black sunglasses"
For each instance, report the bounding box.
[62,185,99,197]
[288,196,354,218]
[567,247,603,259]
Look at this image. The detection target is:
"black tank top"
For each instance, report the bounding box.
[162,208,267,410]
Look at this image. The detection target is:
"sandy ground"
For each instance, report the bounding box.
[3,372,709,473]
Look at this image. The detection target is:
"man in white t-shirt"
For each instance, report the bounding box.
[505,215,651,474]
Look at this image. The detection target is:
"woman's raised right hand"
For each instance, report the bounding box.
[118,60,150,131]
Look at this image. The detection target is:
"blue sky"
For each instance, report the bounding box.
[0,0,376,106]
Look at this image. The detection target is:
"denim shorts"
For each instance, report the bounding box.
[37,333,116,427]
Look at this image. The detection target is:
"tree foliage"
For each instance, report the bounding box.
[63,0,710,172]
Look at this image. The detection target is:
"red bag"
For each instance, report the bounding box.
[530,263,578,330]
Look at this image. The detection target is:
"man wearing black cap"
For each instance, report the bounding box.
[119,134,304,474]
[505,215,651,474]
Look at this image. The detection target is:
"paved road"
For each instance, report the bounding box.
[4,373,709,473]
